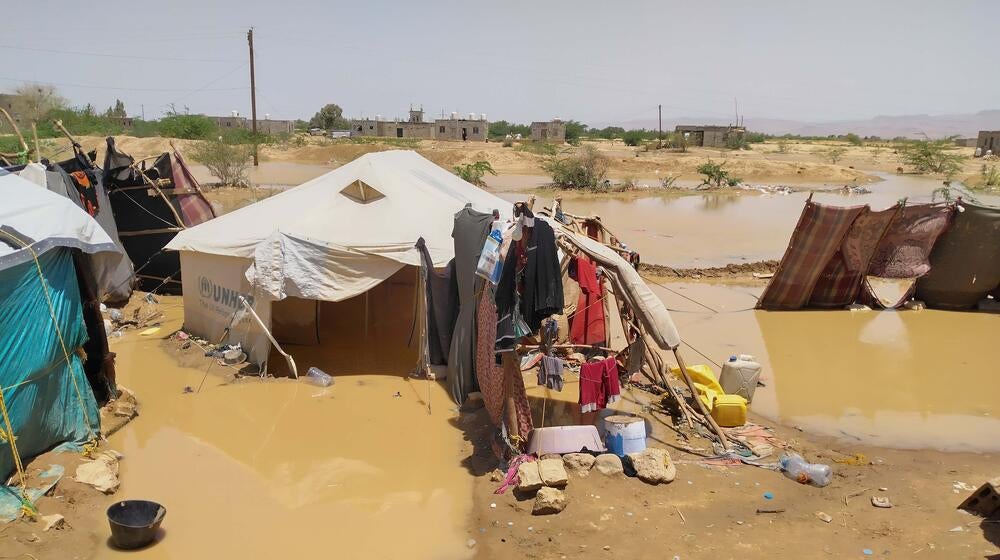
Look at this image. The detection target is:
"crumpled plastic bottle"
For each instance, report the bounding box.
[779,452,832,487]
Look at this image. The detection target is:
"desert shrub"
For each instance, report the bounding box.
[517,142,558,156]
[660,174,678,188]
[825,146,848,164]
[776,139,790,153]
[845,133,863,146]
[188,139,252,186]
[725,134,749,150]
[543,145,609,189]
[901,139,965,178]
[453,161,497,186]
[697,159,741,187]
[980,164,1000,188]
[668,132,689,152]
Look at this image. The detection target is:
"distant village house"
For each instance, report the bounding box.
[349,106,488,141]
[209,113,295,135]
[674,125,746,148]
[976,130,1000,156]
[530,120,566,143]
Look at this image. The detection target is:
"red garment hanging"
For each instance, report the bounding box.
[569,256,606,345]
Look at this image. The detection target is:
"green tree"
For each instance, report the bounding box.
[10,83,66,123]
[105,99,126,118]
[697,159,741,187]
[564,120,586,145]
[453,161,497,186]
[157,114,218,139]
[622,130,645,147]
[901,138,966,178]
[309,103,349,130]
[188,139,253,186]
[845,132,863,146]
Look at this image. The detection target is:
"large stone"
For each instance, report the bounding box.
[594,453,624,476]
[563,453,596,476]
[627,447,676,485]
[516,461,543,492]
[532,487,567,515]
[538,458,569,487]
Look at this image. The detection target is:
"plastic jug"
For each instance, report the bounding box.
[779,452,832,487]
[475,221,504,284]
[719,354,762,403]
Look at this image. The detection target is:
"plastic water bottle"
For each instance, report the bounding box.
[475,221,504,284]
[779,452,832,487]
[305,367,333,387]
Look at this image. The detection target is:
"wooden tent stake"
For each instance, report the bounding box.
[673,348,730,450]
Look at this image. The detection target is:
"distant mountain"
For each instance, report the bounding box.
[610,110,1000,139]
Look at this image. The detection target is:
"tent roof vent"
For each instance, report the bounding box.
[340,179,385,204]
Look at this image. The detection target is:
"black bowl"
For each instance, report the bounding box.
[107,500,166,550]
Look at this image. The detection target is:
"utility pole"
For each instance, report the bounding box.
[248,27,259,166]
[658,104,662,149]
[141,104,145,121]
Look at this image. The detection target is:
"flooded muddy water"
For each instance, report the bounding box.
[645,281,1000,452]
[495,174,1000,268]
[97,303,474,559]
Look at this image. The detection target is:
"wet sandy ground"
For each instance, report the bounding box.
[91,306,476,559]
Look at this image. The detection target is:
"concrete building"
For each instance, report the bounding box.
[435,113,488,141]
[530,120,566,143]
[350,107,488,141]
[976,131,1000,155]
[208,114,294,135]
[256,118,295,135]
[211,115,248,129]
[675,125,746,148]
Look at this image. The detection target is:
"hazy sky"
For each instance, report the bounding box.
[3,0,998,126]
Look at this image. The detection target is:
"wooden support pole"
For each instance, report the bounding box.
[31,122,40,162]
[673,348,730,450]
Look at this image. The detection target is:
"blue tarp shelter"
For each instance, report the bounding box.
[0,168,124,482]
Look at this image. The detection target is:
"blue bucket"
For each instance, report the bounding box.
[604,415,646,456]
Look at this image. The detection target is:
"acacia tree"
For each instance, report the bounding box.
[308,103,349,130]
[11,83,66,123]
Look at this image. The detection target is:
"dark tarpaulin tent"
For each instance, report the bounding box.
[916,201,1000,309]
[103,137,216,293]
[758,199,955,310]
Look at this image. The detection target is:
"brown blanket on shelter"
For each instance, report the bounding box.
[863,203,955,308]
[808,206,899,308]
[757,201,866,310]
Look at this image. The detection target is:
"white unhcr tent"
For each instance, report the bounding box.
[165,151,512,371]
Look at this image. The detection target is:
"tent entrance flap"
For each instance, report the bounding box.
[267,266,420,376]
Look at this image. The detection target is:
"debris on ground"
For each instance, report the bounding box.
[73,450,122,494]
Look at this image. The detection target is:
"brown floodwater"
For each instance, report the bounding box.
[495,174,1000,268]
[96,304,474,559]
[645,281,1000,453]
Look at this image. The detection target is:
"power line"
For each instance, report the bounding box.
[0,75,247,93]
[0,44,239,63]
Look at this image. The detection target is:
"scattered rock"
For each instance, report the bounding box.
[517,462,543,492]
[41,514,65,531]
[467,539,477,549]
[538,458,569,487]
[490,469,504,483]
[533,487,567,515]
[871,496,893,508]
[815,511,832,523]
[540,453,562,461]
[628,448,677,485]
[594,454,624,476]
[563,453,596,475]
[603,545,611,551]
[113,400,137,418]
